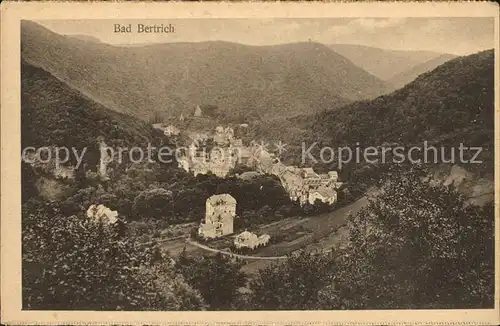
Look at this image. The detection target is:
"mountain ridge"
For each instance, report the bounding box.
[21,20,392,122]
[328,43,451,81]
[313,49,495,173]
[388,53,459,88]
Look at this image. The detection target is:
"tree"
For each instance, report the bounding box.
[312,200,332,214]
[330,168,494,309]
[175,251,247,310]
[249,250,335,310]
[22,199,205,310]
[21,161,38,203]
[133,188,173,220]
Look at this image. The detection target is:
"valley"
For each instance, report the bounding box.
[19,18,495,311]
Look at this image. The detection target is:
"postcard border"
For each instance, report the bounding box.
[1,1,499,325]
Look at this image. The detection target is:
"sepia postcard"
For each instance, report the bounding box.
[1,1,499,325]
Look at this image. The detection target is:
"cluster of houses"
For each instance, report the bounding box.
[177,142,240,178]
[177,126,250,178]
[234,231,270,250]
[276,166,342,206]
[148,105,344,208]
[244,145,343,207]
[198,194,271,250]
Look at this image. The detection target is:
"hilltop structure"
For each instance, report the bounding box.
[198,194,236,239]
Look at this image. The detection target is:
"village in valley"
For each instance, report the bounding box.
[143,105,346,257]
[21,103,351,265]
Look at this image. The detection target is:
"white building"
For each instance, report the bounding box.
[86,204,118,225]
[278,166,341,206]
[234,231,270,250]
[164,125,180,136]
[308,186,338,205]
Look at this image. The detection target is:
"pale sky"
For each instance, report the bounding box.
[37,17,494,55]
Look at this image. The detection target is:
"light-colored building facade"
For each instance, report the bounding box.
[164,125,180,136]
[234,231,271,250]
[278,166,341,206]
[86,204,118,224]
[198,194,236,239]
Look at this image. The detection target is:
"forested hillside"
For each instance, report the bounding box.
[328,43,447,81]
[261,50,493,171]
[21,60,168,168]
[312,49,494,164]
[388,53,458,88]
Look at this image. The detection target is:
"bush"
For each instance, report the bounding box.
[133,188,173,220]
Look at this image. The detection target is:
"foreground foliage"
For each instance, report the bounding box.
[331,168,494,309]
[176,250,247,310]
[22,199,205,310]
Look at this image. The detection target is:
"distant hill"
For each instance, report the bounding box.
[68,34,102,43]
[21,59,166,168]
[388,53,459,88]
[328,44,447,81]
[21,21,392,122]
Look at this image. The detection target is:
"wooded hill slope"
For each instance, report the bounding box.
[388,53,459,88]
[248,49,494,184]
[313,49,494,152]
[21,59,167,168]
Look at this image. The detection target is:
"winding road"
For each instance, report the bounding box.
[185,239,288,260]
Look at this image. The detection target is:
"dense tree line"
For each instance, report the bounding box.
[245,167,494,310]
[22,199,205,310]
[57,161,305,228]
[329,167,494,309]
